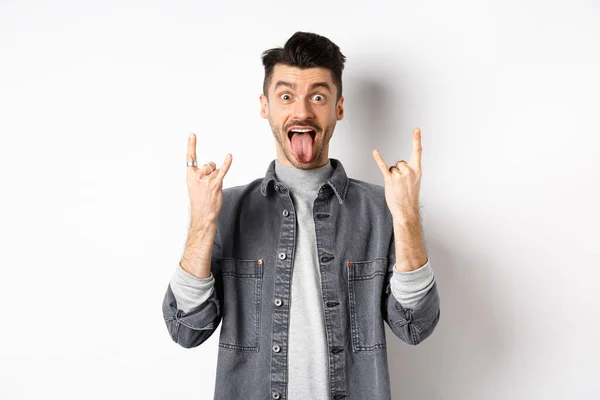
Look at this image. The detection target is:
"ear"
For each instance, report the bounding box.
[259,94,269,119]
[336,96,344,121]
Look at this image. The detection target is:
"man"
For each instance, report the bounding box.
[163,31,440,400]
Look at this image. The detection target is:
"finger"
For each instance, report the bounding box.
[390,163,403,177]
[372,149,391,179]
[216,153,233,181]
[389,169,402,180]
[394,159,409,173]
[200,167,220,181]
[198,163,214,176]
[410,127,422,172]
[198,161,216,176]
[186,133,198,166]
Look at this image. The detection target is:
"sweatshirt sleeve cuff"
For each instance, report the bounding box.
[169,263,215,313]
[390,259,435,309]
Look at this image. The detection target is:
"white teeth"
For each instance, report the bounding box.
[290,128,313,133]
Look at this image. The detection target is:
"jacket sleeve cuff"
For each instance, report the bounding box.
[390,259,435,309]
[169,262,215,313]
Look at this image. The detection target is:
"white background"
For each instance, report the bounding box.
[1,0,599,399]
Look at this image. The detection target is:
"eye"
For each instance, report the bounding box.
[280,93,292,101]
[312,94,325,101]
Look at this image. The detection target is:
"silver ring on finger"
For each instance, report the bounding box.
[186,161,197,167]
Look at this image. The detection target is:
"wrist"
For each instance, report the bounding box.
[392,215,421,233]
[189,218,217,233]
[391,205,419,225]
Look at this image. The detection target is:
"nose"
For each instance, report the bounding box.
[291,96,314,120]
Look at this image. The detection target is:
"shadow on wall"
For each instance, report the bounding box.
[336,58,420,182]
[346,70,508,399]
[334,73,395,183]
[386,234,507,399]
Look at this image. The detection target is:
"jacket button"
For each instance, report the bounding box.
[282,209,289,217]
[278,252,286,260]
[272,392,280,399]
[274,299,283,307]
[272,344,281,353]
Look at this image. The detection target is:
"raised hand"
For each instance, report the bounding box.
[372,127,422,223]
[186,133,232,225]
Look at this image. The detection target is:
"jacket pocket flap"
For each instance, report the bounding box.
[348,257,387,280]
[220,258,263,278]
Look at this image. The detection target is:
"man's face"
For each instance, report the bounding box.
[260,64,344,169]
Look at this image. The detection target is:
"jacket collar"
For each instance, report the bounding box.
[260,158,350,204]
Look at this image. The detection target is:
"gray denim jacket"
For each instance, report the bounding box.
[162,158,441,400]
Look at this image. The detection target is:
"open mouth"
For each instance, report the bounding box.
[287,126,317,163]
[287,127,317,141]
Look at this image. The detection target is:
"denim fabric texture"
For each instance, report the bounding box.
[162,158,441,400]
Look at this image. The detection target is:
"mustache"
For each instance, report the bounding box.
[284,121,320,132]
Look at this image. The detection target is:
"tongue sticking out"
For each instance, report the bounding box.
[290,132,314,163]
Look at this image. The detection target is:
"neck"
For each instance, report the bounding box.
[274,158,334,194]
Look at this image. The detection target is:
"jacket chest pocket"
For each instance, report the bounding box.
[219,258,263,352]
[348,257,387,351]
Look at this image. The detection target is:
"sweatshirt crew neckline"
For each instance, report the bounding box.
[274,159,334,194]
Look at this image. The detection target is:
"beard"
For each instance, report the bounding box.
[267,113,336,169]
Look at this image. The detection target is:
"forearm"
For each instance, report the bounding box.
[180,221,217,279]
[392,211,427,273]
[163,221,222,349]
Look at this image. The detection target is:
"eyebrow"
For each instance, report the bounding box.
[273,81,331,92]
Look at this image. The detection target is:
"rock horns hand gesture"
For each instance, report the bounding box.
[186,133,233,225]
[372,127,423,223]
